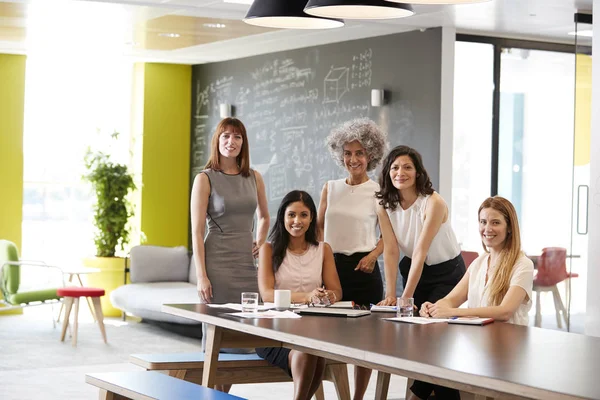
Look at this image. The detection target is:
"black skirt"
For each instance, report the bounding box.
[255,347,292,377]
[334,252,383,307]
[399,254,466,309]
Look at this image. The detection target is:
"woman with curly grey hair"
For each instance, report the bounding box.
[317,118,389,400]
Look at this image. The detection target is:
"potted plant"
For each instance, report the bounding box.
[82,138,136,317]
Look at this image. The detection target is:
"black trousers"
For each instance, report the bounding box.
[400,254,466,400]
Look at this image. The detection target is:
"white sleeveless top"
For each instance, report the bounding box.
[467,253,534,326]
[387,193,460,265]
[275,242,324,293]
[324,179,379,255]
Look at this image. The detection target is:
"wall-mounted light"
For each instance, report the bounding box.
[219,104,233,118]
[304,0,413,20]
[371,89,386,107]
[244,0,344,29]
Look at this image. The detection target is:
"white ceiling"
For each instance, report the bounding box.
[0,0,593,64]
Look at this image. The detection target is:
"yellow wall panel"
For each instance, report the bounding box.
[140,63,191,247]
[0,54,25,249]
[575,54,592,167]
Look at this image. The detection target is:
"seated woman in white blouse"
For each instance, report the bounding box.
[420,196,534,325]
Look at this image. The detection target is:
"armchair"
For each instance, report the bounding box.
[0,240,64,316]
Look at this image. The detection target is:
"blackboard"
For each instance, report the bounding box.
[191,28,443,216]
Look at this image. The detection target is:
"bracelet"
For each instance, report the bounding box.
[331,291,337,302]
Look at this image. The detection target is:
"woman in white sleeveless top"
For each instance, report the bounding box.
[418,196,533,400]
[257,190,342,400]
[420,196,533,324]
[376,145,466,400]
[317,118,387,400]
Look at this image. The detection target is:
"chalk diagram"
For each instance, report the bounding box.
[324,66,349,104]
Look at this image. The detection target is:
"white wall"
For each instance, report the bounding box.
[585,0,600,337]
[439,27,456,210]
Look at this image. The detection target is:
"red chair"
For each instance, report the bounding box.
[57,287,107,346]
[461,250,479,269]
[533,247,579,328]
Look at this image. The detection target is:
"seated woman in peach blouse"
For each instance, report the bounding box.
[257,190,342,400]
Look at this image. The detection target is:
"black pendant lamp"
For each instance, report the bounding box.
[386,0,488,4]
[244,0,344,29]
[304,0,414,20]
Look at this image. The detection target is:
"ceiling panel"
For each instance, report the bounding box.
[0,0,592,64]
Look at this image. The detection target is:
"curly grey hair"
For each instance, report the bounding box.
[326,118,388,172]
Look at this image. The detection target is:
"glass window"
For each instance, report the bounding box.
[22,1,133,271]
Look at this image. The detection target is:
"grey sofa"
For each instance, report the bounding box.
[110,245,201,325]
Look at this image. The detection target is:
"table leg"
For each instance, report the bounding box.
[374,371,390,400]
[202,324,223,388]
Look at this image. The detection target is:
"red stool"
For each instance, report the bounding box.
[57,287,107,346]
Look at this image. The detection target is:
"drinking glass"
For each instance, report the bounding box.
[397,297,414,318]
[241,292,259,313]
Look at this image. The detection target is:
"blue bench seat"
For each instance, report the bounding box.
[86,371,246,400]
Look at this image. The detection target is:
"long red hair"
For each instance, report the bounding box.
[204,118,250,177]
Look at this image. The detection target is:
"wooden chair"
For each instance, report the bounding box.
[130,352,351,400]
[533,247,578,328]
[86,371,244,400]
[57,286,107,346]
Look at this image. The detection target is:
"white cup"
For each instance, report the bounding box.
[274,289,291,311]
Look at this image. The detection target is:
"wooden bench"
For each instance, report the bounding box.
[130,352,351,400]
[86,371,245,400]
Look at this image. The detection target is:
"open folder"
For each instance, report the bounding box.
[448,317,494,325]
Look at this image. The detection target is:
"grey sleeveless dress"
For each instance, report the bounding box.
[202,169,259,303]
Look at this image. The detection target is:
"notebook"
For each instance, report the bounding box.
[448,317,494,326]
[295,308,371,318]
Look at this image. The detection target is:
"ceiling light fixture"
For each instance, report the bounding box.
[385,0,488,3]
[203,23,227,28]
[304,0,413,20]
[158,33,181,38]
[244,0,344,29]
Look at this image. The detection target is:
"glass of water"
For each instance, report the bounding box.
[241,292,259,313]
[396,297,414,318]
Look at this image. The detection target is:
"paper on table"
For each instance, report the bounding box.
[384,317,449,324]
[263,302,308,309]
[207,303,273,311]
[370,305,397,312]
[227,310,302,319]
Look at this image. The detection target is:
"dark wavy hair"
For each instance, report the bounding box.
[376,145,434,211]
[269,190,319,272]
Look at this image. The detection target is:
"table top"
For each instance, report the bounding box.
[163,303,600,400]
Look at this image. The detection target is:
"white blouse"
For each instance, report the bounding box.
[324,179,379,255]
[467,253,534,326]
[386,193,460,265]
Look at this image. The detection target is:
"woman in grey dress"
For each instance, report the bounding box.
[191,118,269,305]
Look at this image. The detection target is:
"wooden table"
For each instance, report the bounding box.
[163,304,600,400]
